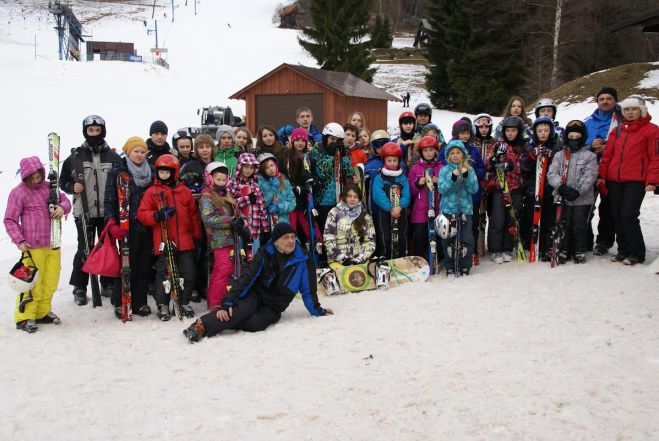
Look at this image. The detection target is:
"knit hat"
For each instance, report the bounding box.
[290,127,309,143]
[123,136,148,156]
[452,118,472,138]
[149,120,168,135]
[215,124,235,143]
[618,95,648,117]
[271,222,296,243]
[596,87,618,102]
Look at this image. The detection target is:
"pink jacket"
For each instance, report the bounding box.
[408,159,443,224]
[4,156,72,248]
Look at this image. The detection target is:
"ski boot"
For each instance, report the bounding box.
[101,285,112,298]
[558,252,568,265]
[375,259,392,290]
[114,306,123,320]
[610,253,625,263]
[134,305,152,317]
[190,290,202,303]
[317,268,340,295]
[460,267,470,276]
[493,253,504,265]
[574,253,586,264]
[73,286,88,306]
[623,256,638,266]
[592,243,608,256]
[472,254,480,266]
[181,304,195,318]
[157,304,171,321]
[35,311,61,325]
[502,251,513,263]
[16,319,38,333]
[183,320,206,343]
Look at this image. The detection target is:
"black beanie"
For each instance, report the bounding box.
[596,87,618,102]
[271,222,296,243]
[150,120,168,135]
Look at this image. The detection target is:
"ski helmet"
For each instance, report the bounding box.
[501,116,524,144]
[472,113,493,138]
[399,111,416,124]
[172,128,193,151]
[82,114,106,147]
[379,142,402,160]
[257,152,278,165]
[435,214,457,240]
[369,130,390,151]
[322,122,345,139]
[416,136,439,152]
[155,154,180,181]
[204,161,229,187]
[8,253,38,293]
[532,116,556,142]
[414,103,432,118]
[534,98,557,118]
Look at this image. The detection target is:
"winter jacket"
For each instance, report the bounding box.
[104,158,154,235]
[521,134,564,197]
[307,144,354,207]
[598,114,659,186]
[438,142,479,215]
[136,180,203,255]
[222,241,326,316]
[198,188,235,251]
[279,151,311,211]
[228,159,269,237]
[372,169,411,211]
[278,123,322,145]
[179,158,211,195]
[214,146,241,176]
[583,106,623,148]
[4,157,71,249]
[323,202,376,264]
[547,148,598,206]
[258,175,296,224]
[485,141,525,193]
[408,159,442,224]
[438,142,486,202]
[146,139,178,166]
[60,142,122,218]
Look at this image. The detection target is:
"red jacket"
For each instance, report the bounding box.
[599,114,659,185]
[137,181,203,255]
[485,141,525,192]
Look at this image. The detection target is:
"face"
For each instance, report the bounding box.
[448,148,464,164]
[510,100,523,116]
[345,189,360,206]
[416,113,430,125]
[262,160,277,177]
[458,131,470,142]
[27,171,43,186]
[504,127,519,142]
[538,107,554,119]
[327,135,339,145]
[261,129,276,146]
[384,156,399,168]
[158,169,171,180]
[421,147,436,161]
[344,130,356,146]
[86,125,102,137]
[293,139,307,152]
[478,125,490,137]
[219,133,233,149]
[567,132,582,140]
[296,111,313,129]
[176,140,192,158]
[212,172,227,187]
[241,164,255,177]
[151,131,167,146]
[597,94,616,113]
[350,114,363,128]
[358,130,369,146]
[235,131,249,148]
[401,121,415,134]
[623,107,642,121]
[424,129,438,138]
[196,143,212,161]
[128,146,147,165]
[275,232,296,254]
[535,124,551,142]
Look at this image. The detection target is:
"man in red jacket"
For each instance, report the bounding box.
[137,154,203,320]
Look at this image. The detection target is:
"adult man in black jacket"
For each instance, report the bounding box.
[183,223,333,343]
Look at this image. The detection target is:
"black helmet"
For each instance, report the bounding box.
[414,103,432,117]
[82,114,106,139]
[172,128,193,151]
[501,116,524,144]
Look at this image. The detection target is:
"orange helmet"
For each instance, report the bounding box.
[379,142,402,159]
[416,135,439,152]
[155,154,180,181]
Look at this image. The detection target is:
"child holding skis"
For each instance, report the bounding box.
[473,114,497,259]
[437,140,479,276]
[228,153,269,253]
[137,154,203,321]
[324,185,376,267]
[408,136,443,259]
[4,156,71,332]
[258,153,296,236]
[214,125,241,175]
[546,120,598,264]
[371,142,411,259]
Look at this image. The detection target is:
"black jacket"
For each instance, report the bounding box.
[104,158,154,235]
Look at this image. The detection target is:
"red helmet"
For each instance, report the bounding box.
[155,154,180,181]
[379,142,402,159]
[399,111,416,124]
[416,135,439,152]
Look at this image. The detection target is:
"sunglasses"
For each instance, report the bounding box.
[83,115,105,126]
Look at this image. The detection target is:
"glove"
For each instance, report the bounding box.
[108,221,127,241]
[341,258,357,266]
[494,144,507,158]
[292,185,303,197]
[248,193,257,205]
[495,161,512,171]
[267,203,279,215]
[180,172,200,186]
[154,206,176,222]
[230,217,244,233]
[462,170,469,179]
[564,187,580,201]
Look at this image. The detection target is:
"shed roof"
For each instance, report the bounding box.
[229,63,401,101]
[609,8,659,33]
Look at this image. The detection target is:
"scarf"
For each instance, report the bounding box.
[340,202,363,223]
[127,159,152,187]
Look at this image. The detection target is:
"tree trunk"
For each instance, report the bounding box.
[551,0,564,90]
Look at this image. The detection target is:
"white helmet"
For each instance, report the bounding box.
[435,214,457,239]
[205,161,228,176]
[322,122,345,139]
[8,254,38,293]
[535,98,557,118]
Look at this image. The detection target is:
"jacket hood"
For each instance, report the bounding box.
[444,140,468,163]
[20,156,45,181]
[622,113,652,132]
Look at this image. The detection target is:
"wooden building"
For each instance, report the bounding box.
[229,63,401,135]
[86,41,137,61]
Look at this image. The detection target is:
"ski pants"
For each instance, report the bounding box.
[154,250,196,306]
[207,245,233,310]
[471,204,481,253]
[561,205,590,255]
[14,247,61,323]
[199,291,281,337]
[412,222,430,259]
[441,215,474,271]
[487,191,523,254]
[606,181,646,261]
[194,228,209,297]
[374,208,408,259]
[111,229,152,310]
[70,217,114,290]
[289,209,323,244]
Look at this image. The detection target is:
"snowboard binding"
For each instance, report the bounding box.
[317,268,340,296]
[375,259,391,290]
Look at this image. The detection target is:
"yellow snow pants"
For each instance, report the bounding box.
[14,247,61,323]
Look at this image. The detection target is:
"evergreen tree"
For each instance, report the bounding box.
[371,15,384,48]
[425,0,454,109]
[298,0,376,82]
[382,16,393,48]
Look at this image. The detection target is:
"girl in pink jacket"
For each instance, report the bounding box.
[4,156,71,333]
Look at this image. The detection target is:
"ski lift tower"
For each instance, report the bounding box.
[49,1,85,60]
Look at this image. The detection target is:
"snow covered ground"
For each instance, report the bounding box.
[0,1,658,440]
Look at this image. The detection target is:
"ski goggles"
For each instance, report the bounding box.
[474,118,492,127]
[83,115,105,126]
[565,120,585,129]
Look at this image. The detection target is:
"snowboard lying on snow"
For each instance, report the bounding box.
[316,256,430,296]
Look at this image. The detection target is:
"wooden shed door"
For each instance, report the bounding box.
[255,94,324,131]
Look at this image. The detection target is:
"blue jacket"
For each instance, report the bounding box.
[438,141,485,202]
[258,175,296,224]
[437,141,479,215]
[583,107,622,148]
[371,171,411,211]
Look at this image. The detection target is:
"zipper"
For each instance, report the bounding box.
[617,132,628,181]
[640,158,644,177]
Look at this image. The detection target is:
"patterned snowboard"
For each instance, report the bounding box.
[316,256,430,296]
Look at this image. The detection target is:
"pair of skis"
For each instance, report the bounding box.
[496,169,526,262]
[117,173,132,322]
[424,168,439,275]
[550,148,571,268]
[157,191,184,321]
[47,134,62,250]
[529,149,550,262]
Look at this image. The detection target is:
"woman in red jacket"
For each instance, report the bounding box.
[597,96,659,265]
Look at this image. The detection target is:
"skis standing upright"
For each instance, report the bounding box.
[354,164,366,207]
[334,148,343,204]
[424,168,438,274]
[73,151,101,307]
[453,173,463,277]
[48,133,62,250]
[117,172,132,322]
[529,151,549,262]
[476,141,489,257]
[496,168,526,262]
[389,184,401,259]
[551,147,571,268]
[157,191,183,320]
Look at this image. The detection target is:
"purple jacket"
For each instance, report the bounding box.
[4,156,71,248]
[408,159,443,224]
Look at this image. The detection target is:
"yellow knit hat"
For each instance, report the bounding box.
[123,136,148,155]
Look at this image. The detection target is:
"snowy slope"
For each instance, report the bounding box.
[0,2,658,440]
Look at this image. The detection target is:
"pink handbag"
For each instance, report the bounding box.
[82,223,121,277]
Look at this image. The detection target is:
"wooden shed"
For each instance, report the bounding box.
[229,63,401,135]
